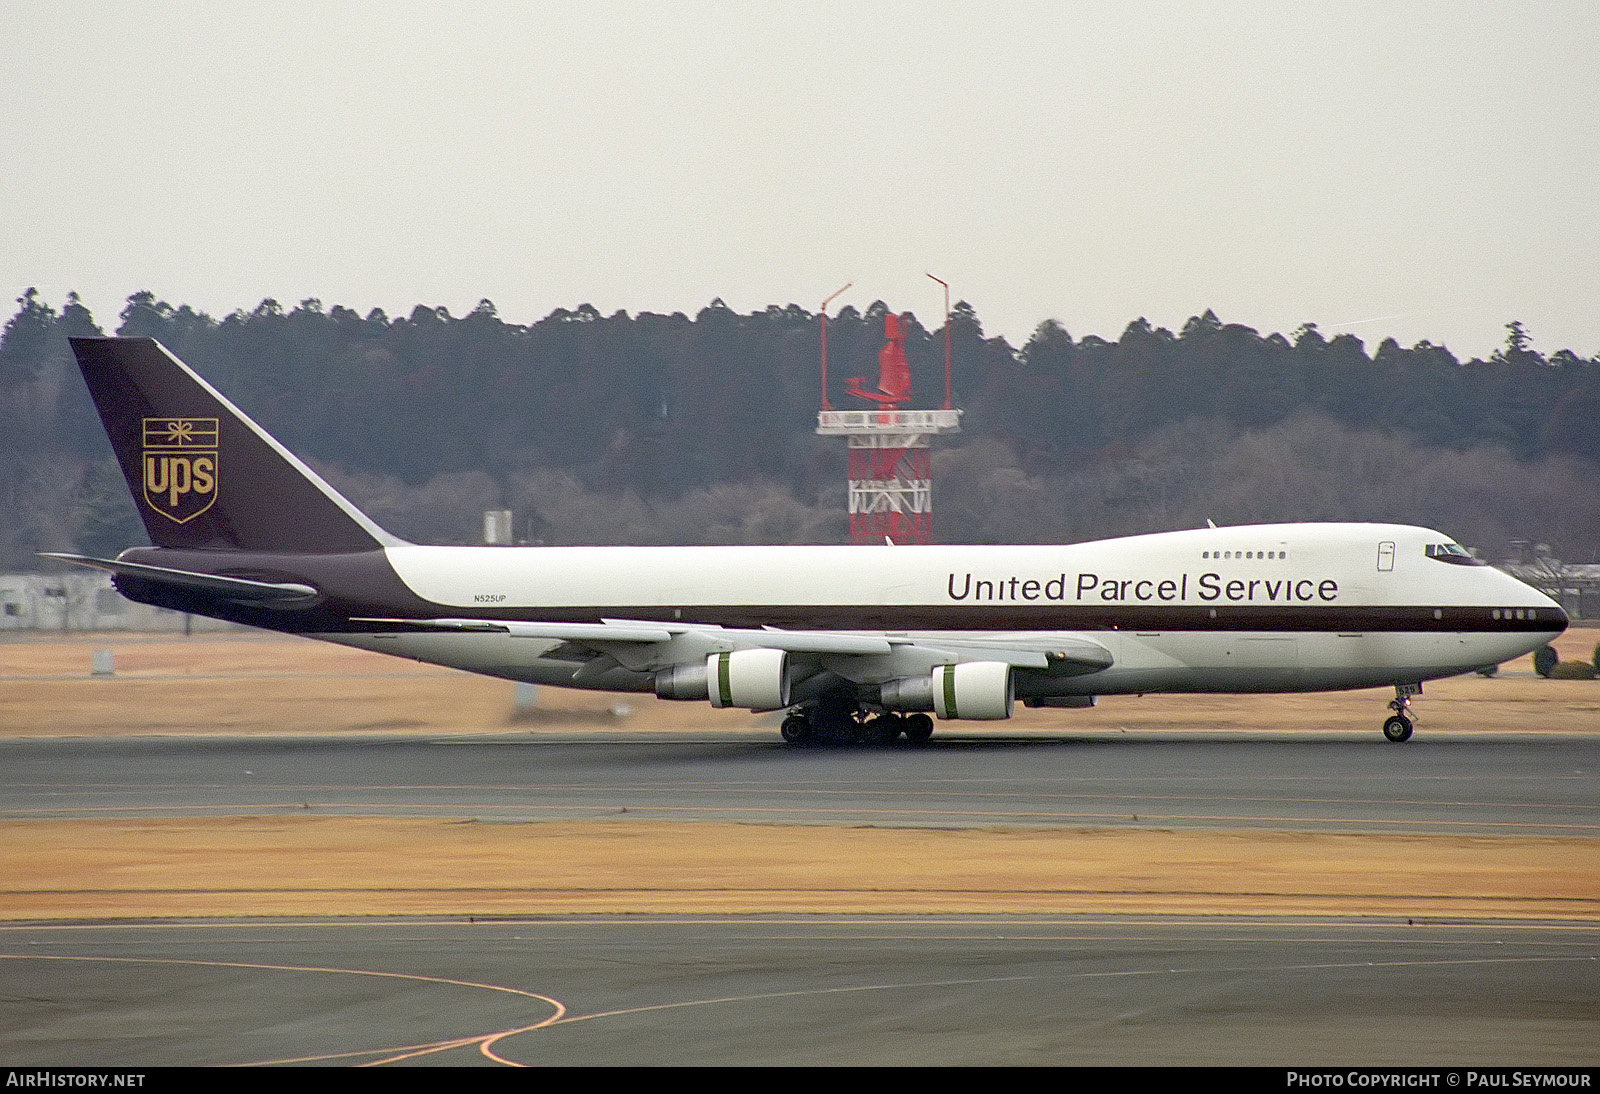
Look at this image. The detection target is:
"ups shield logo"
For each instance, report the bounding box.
[142,418,218,523]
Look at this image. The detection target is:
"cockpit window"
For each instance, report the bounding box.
[1424,542,1485,566]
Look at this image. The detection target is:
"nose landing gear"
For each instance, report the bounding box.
[1382,683,1421,742]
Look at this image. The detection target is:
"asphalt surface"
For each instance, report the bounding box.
[2,730,1597,1066]
[3,915,1597,1066]
[1,732,1597,835]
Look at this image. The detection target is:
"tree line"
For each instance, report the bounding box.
[3,288,1597,567]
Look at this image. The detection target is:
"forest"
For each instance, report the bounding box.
[2,287,1597,569]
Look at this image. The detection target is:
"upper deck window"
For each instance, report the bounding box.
[1425,542,1485,566]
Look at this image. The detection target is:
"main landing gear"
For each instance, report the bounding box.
[1382,683,1421,742]
[780,705,934,747]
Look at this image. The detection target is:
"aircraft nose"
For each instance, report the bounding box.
[1551,600,1571,634]
[1529,582,1569,634]
[1501,567,1568,634]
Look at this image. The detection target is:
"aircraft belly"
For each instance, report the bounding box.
[1091,632,1294,693]
[1120,630,1296,672]
[1086,628,1561,695]
[1302,630,1558,683]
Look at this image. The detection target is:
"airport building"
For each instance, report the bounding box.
[0,570,234,632]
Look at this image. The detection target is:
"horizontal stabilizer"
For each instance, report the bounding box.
[40,553,320,603]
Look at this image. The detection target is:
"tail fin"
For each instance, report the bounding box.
[69,337,401,553]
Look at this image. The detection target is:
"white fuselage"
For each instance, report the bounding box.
[325,522,1565,699]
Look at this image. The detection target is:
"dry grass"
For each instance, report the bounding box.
[4,817,1595,920]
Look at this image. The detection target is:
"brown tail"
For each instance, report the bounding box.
[68,337,401,553]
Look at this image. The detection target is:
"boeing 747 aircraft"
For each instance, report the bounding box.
[47,337,1567,744]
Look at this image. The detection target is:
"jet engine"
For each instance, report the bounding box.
[880,661,1014,720]
[654,648,791,709]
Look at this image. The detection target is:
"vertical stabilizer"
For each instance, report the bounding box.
[69,337,400,553]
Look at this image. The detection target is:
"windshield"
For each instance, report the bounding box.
[1424,542,1485,566]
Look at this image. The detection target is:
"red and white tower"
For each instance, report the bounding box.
[816,280,962,545]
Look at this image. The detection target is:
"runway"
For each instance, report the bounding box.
[3,915,1597,1066]
[2,730,1597,1065]
[3,731,1598,835]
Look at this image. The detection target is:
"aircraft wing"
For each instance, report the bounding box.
[351,616,1113,675]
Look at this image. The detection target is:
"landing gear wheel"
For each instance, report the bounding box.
[862,714,901,745]
[1382,715,1413,743]
[810,701,859,745]
[903,713,934,744]
[1383,684,1420,742]
[843,713,868,745]
[780,713,812,744]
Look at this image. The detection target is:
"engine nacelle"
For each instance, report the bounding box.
[707,648,790,710]
[655,649,792,707]
[881,662,1015,719]
[654,662,710,701]
[877,674,935,712]
[931,661,1014,720]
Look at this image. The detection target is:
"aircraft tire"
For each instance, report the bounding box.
[781,713,812,744]
[1382,715,1413,743]
[862,714,900,745]
[904,713,934,744]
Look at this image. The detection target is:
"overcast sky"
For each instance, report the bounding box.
[4,2,1596,360]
